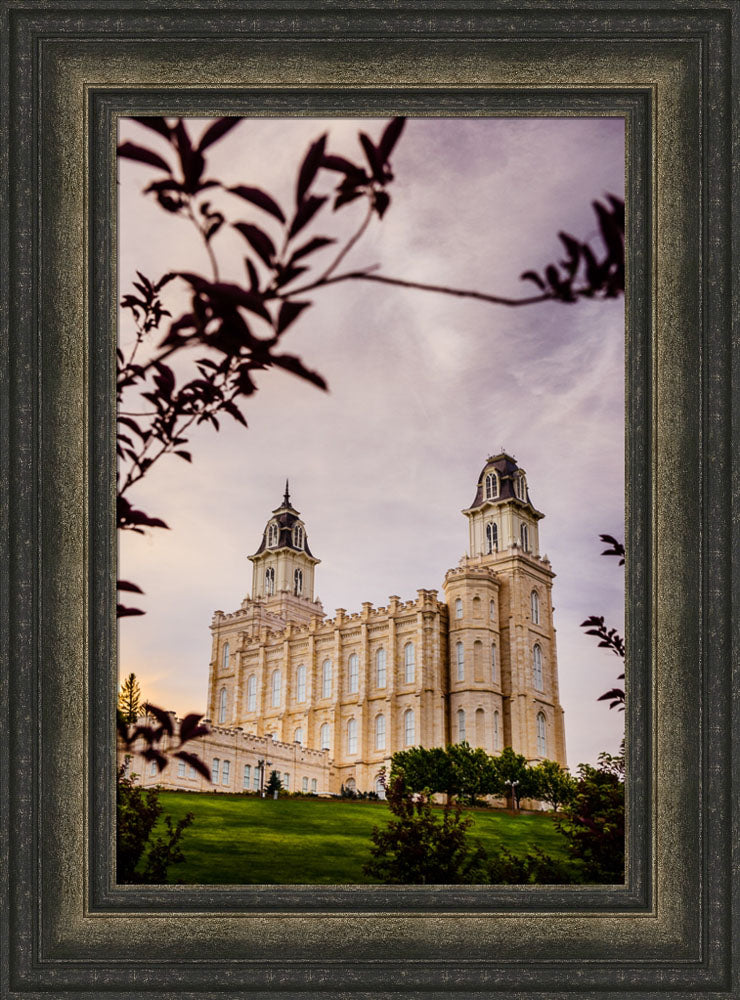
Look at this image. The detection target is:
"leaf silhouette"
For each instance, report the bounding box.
[276,300,311,334]
[197,117,241,152]
[296,133,327,205]
[229,185,285,223]
[131,117,172,139]
[118,142,172,173]
[377,117,406,162]
[232,222,276,267]
[288,195,327,240]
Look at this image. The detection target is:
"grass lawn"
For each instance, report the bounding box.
[149,792,571,884]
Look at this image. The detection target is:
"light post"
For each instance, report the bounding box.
[505,779,519,812]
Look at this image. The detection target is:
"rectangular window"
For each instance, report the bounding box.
[311,778,317,794]
[221,760,230,786]
[253,768,260,790]
[283,772,290,790]
[188,764,196,779]
[243,764,251,789]
[302,777,309,794]
[211,758,220,783]
[177,760,186,778]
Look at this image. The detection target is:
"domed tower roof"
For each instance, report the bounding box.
[466,452,543,519]
[250,480,316,558]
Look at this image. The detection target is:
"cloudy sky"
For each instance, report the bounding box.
[118,115,625,768]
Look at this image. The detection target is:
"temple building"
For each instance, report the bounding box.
[201,453,567,796]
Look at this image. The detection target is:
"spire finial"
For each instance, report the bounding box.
[283,479,291,507]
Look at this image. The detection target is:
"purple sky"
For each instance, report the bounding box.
[118,116,626,768]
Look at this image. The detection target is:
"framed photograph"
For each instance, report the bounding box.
[2,2,737,997]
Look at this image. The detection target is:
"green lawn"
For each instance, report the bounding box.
[149,792,571,884]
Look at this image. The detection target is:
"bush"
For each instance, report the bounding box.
[117,763,194,883]
[555,756,624,882]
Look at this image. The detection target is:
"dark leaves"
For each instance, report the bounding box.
[288,195,327,240]
[288,236,336,264]
[143,703,175,736]
[117,604,146,618]
[131,117,172,139]
[599,533,625,565]
[276,300,311,335]
[118,142,172,173]
[178,713,210,744]
[296,133,327,205]
[229,185,285,223]
[118,495,170,533]
[197,117,241,152]
[377,116,406,162]
[173,750,211,780]
[272,353,328,390]
[232,222,276,267]
[117,580,144,594]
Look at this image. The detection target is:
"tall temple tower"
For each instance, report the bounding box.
[443,453,567,765]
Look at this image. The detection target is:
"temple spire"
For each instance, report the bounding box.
[283,479,291,508]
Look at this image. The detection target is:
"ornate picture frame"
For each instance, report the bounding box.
[1,2,736,997]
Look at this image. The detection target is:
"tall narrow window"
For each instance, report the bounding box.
[493,710,501,750]
[177,760,186,778]
[531,589,540,625]
[456,641,465,681]
[320,722,330,750]
[348,653,359,693]
[455,598,463,619]
[321,659,332,698]
[211,758,220,783]
[473,640,484,682]
[311,778,317,794]
[375,714,386,750]
[221,760,230,786]
[475,707,485,745]
[265,566,275,595]
[404,708,415,746]
[283,772,290,790]
[404,642,415,683]
[222,642,230,670]
[295,664,306,703]
[347,718,358,755]
[457,708,466,743]
[267,522,278,546]
[376,648,386,688]
[491,643,497,682]
[302,777,309,793]
[247,674,257,712]
[536,712,547,756]
[520,523,529,551]
[533,644,543,690]
[243,764,251,789]
[294,727,303,745]
[485,472,498,499]
[489,599,495,619]
[218,687,227,723]
[294,568,303,595]
[293,524,304,548]
[253,767,260,790]
[271,669,282,707]
[486,522,498,553]
[473,596,482,618]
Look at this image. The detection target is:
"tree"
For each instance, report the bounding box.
[116,762,194,883]
[363,776,487,884]
[581,534,625,709]
[265,770,283,795]
[530,758,577,812]
[554,753,625,883]
[118,672,142,723]
[489,747,538,809]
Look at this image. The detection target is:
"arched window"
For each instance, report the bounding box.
[455,597,463,619]
[493,710,501,750]
[489,599,495,619]
[456,641,465,681]
[345,777,356,793]
[293,524,304,549]
[348,653,359,693]
[320,722,330,750]
[486,521,498,553]
[403,708,415,746]
[321,659,332,698]
[533,644,543,690]
[536,712,547,756]
[221,760,230,786]
[457,708,466,743]
[520,523,529,551]
[347,718,358,755]
[473,640,484,682]
[271,669,282,707]
[473,596,482,618]
[531,589,540,625]
[491,643,497,683]
[294,568,303,596]
[375,775,386,800]
[475,707,485,745]
[265,566,275,595]
[376,648,386,688]
[517,475,527,500]
[295,664,306,703]
[404,642,415,683]
[267,522,278,547]
[218,687,227,724]
[222,642,230,670]
[375,713,386,750]
[485,472,498,499]
[246,674,257,712]
[294,727,303,746]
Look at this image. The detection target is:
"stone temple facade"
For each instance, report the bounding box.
[203,454,567,796]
